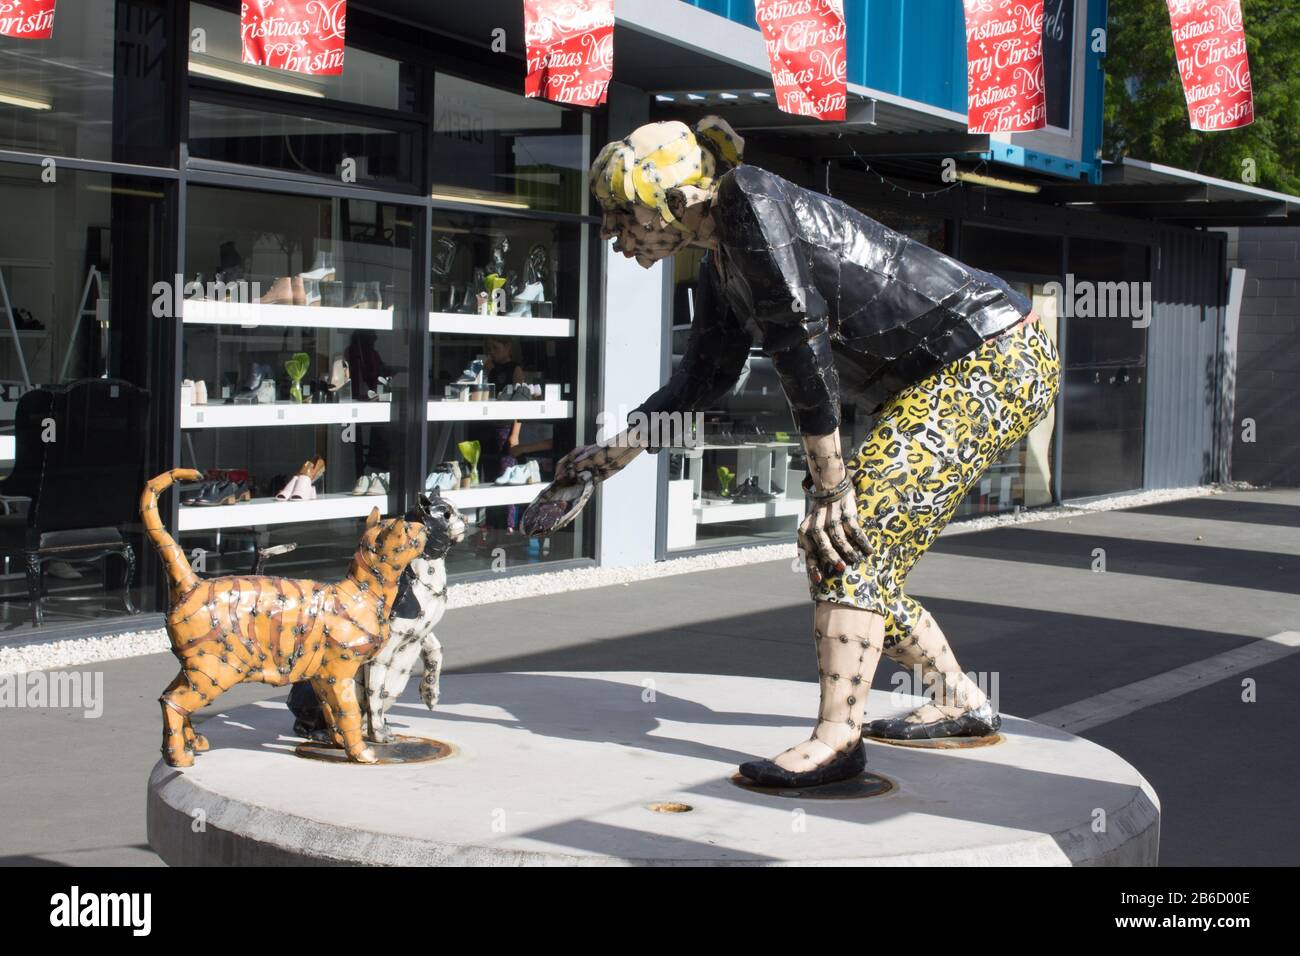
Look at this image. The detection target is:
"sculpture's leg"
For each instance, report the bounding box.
[882,607,989,723]
[308,677,346,748]
[862,322,1060,736]
[314,667,375,763]
[159,660,235,767]
[766,602,884,772]
[183,716,209,752]
[361,637,406,744]
[418,629,443,709]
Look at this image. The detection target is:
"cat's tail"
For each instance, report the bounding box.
[141,469,203,595]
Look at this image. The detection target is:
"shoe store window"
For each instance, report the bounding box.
[425,211,590,575]
[0,0,176,167]
[178,185,416,581]
[661,249,803,555]
[0,163,171,629]
[187,2,422,190]
[432,72,589,214]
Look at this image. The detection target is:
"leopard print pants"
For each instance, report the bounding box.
[812,320,1061,651]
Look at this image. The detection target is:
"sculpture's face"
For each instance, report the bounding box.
[600,205,692,268]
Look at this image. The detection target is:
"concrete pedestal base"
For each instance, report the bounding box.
[148,671,1159,866]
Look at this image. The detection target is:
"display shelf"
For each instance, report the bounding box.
[427,399,573,422]
[177,492,391,532]
[181,401,392,429]
[428,312,575,338]
[695,496,805,524]
[0,435,13,462]
[436,482,548,509]
[184,299,394,331]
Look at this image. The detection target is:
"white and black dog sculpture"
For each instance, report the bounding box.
[287,492,466,744]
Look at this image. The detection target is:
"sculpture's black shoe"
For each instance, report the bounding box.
[866,703,1001,741]
[738,740,866,789]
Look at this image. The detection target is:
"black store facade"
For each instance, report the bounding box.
[0,1,604,635]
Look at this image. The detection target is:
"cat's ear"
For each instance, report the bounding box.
[366,507,381,529]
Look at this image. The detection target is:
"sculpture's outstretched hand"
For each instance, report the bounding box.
[555,429,646,484]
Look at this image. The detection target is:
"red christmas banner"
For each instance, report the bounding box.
[241,1,347,77]
[963,0,1046,133]
[0,1,57,40]
[524,0,615,108]
[754,0,847,122]
[1165,0,1253,130]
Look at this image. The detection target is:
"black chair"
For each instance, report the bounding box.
[0,378,150,626]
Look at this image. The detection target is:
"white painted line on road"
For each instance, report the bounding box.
[1032,631,1300,734]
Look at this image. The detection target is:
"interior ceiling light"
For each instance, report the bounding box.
[0,89,52,111]
[955,170,1041,194]
[188,58,326,98]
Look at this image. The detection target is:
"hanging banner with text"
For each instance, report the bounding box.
[963,0,1046,133]
[754,0,847,122]
[241,0,348,76]
[0,1,57,40]
[1166,0,1253,130]
[524,0,615,108]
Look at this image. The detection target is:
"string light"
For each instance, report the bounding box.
[828,133,989,200]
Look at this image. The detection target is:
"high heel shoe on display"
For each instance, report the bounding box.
[738,740,867,789]
[299,251,337,284]
[347,281,382,310]
[327,356,351,394]
[257,276,296,306]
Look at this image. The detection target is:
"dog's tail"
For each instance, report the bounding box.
[141,469,203,596]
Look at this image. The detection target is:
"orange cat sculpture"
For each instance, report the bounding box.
[142,469,429,766]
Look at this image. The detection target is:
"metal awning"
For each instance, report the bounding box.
[1038,157,1300,227]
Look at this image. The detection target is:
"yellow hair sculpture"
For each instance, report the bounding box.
[590,115,745,227]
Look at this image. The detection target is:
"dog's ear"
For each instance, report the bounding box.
[366,507,381,529]
[418,492,435,513]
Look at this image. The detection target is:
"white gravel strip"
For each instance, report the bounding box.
[0,482,1235,674]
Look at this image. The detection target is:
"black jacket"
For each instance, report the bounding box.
[635,165,1030,437]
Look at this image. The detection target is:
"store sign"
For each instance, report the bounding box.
[1166,0,1253,130]
[0,0,57,40]
[963,0,1047,133]
[754,0,847,122]
[524,0,615,108]
[241,0,347,76]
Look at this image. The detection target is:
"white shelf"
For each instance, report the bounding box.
[177,492,391,532]
[184,299,394,331]
[0,435,13,462]
[427,399,573,422]
[181,401,392,429]
[437,482,548,509]
[695,496,805,525]
[429,312,575,338]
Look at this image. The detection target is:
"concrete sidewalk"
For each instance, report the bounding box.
[1,488,1296,866]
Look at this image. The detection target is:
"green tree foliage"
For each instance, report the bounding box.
[1104,0,1300,194]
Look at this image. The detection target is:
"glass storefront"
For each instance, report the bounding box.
[0,163,172,629]
[0,2,598,634]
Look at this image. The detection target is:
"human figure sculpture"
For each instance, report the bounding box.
[556,117,1061,788]
[143,469,430,766]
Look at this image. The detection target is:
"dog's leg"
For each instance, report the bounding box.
[367,632,422,743]
[309,675,347,749]
[419,629,444,709]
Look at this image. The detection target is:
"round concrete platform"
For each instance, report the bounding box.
[148,671,1160,866]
